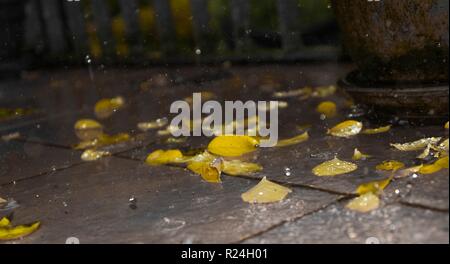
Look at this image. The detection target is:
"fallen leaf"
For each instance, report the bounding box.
[94,96,125,119]
[362,125,391,135]
[241,177,292,204]
[445,121,449,129]
[376,160,405,171]
[346,192,380,213]
[419,163,444,174]
[313,85,337,98]
[328,120,363,138]
[417,144,433,159]
[394,165,423,178]
[137,118,169,131]
[74,119,103,141]
[435,156,449,169]
[275,132,309,147]
[391,137,442,151]
[0,217,40,241]
[222,160,263,176]
[316,101,337,118]
[74,133,130,150]
[187,158,223,183]
[207,135,259,157]
[81,149,111,161]
[312,158,358,176]
[352,148,371,160]
[356,178,391,195]
[145,149,185,165]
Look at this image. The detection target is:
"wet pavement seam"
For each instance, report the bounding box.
[235,195,348,244]
[397,200,449,213]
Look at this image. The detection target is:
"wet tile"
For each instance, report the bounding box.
[1,156,339,244]
[244,203,449,244]
[0,140,81,185]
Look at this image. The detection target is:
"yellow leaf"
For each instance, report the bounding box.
[145,149,184,165]
[312,158,358,176]
[436,138,449,155]
[313,85,337,98]
[352,148,371,161]
[207,135,259,157]
[435,156,449,169]
[356,177,391,195]
[275,132,309,147]
[137,118,168,131]
[417,144,433,159]
[328,120,363,138]
[395,165,423,178]
[316,101,337,118]
[391,137,442,151]
[0,218,40,241]
[94,96,125,119]
[419,163,443,174]
[362,125,391,135]
[241,177,292,204]
[346,192,380,213]
[376,160,405,171]
[74,119,103,141]
[222,160,263,176]
[445,121,449,129]
[187,158,223,183]
[81,149,110,161]
[75,133,131,150]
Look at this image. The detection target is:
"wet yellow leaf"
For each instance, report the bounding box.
[395,165,423,178]
[145,149,184,165]
[391,137,442,151]
[312,158,358,176]
[435,156,449,169]
[437,138,449,154]
[376,160,405,171]
[419,163,443,174]
[346,192,380,213]
[0,217,40,241]
[316,101,337,118]
[207,135,259,157]
[445,121,449,129]
[356,178,391,195]
[241,177,292,204]
[328,120,363,138]
[222,160,263,176]
[352,148,371,160]
[81,149,110,161]
[75,133,131,150]
[362,125,391,135]
[74,119,103,141]
[94,96,125,119]
[187,158,223,183]
[137,118,168,131]
[275,132,309,147]
[417,144,433,159]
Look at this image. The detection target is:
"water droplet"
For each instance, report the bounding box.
[195,48,202,55]
[129,196,137,209]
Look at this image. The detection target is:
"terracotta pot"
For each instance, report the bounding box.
[333,0,449,83]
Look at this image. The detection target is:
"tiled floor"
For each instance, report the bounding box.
[0,64,448,243]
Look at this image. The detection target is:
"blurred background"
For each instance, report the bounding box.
[2,0,342,70]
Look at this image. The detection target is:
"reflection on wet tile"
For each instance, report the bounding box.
[2,156,339,244]
[244,203,449,244]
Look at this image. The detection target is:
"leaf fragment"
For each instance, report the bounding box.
[81,149,111,161]
[391,137,442,151]
[74,119,103,141]
[222,160,263,176]
[187,158,223,183]
[312,158,358,176]
[137,118,168,131]
[346,192,380,213]
[94,96,125,119]
[376,160,405,171]
[275,132,309,147]
[362,125,391,135]
[241,177,292,204]
[352,148,371,161]
[394,165,423,178]
[419,156,449,174]
[356,178,391,195]
[328,120,363,138]
[445,121,449,129]
[207,135,259,157]
[145,149,184,165]
[316,101,337,118]
[74,133,131,150]
[0,217,40,241]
